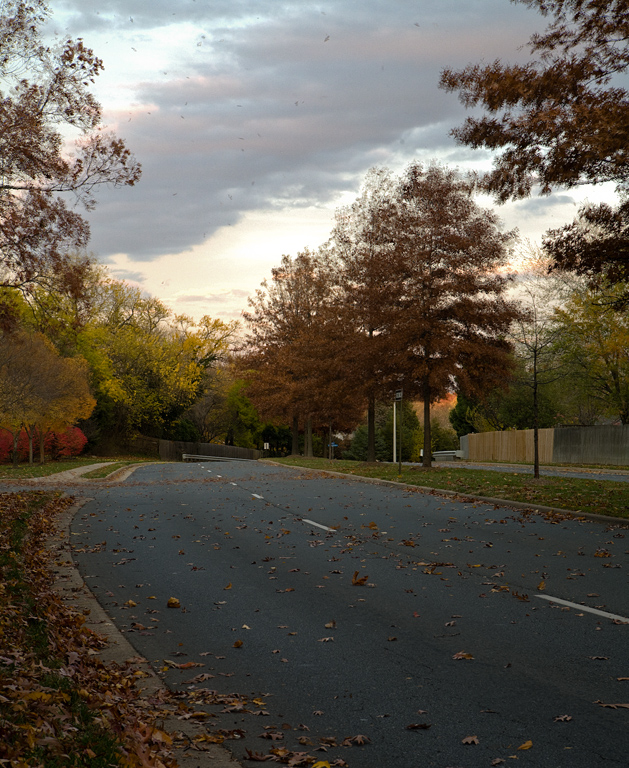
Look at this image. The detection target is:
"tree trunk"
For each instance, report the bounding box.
[367,393,376,462]
[12,431,19,468]
[26,428,33,465]
[305,417,313,457]
[39,429,46,464]
[291,415,300,455]
[422,381,432,468]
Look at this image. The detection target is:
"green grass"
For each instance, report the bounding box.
[0,456,158,480]
[272,457,629,519]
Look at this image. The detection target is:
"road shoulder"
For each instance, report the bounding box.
[49,496,243,768]
[263,460,627,525]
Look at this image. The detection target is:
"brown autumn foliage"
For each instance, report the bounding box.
[544,199,629,310]
[0,0,141,326]
[241,249,365,454]
[243,164,520,464]
[330,163,520,465]
[440,0,629,201]
[389,163,520,465]
[0,491,176,767]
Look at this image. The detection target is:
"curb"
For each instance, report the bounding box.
[263,461,629,526]
[49,496,243,768]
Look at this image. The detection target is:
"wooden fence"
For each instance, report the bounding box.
[467,428,554,464]
[159,439,261,462]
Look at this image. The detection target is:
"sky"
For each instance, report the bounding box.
[47,0,620,323]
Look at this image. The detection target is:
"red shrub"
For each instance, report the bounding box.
[0,427,88,463]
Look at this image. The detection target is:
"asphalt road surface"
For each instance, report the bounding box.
[60,461,629,767]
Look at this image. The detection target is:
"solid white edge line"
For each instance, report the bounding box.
[252,493,263,499]
[535,594,629,623]
[301,518,336,533]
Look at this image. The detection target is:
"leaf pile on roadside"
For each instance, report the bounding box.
[0,491,178,768]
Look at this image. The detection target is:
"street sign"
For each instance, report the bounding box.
[263,442,270,450]
[395,389,403,401]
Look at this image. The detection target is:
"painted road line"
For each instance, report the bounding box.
[535,594,629,623]
[301,518,336,533]
[252,493,264,499]
[230,482,237,486]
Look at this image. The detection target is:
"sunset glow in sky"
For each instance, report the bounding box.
[48,0,620,322]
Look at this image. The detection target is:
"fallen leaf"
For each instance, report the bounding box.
[325,620,336,629]
[125,599,137,607]
[452,651,474,660]
[518,740,533,750]
[224,582,232,590]
[491,760,505,766]
[167,597,180,608]
[233,640,243,648]
[595,701,629,709]
[462,735,479,744]
[537,580,546,591]
[351,571,369,586]
[554,715,572,722]
[318,637,334,642]
[387,636,397,642]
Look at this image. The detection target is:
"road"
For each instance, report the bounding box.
[40,461,629,766]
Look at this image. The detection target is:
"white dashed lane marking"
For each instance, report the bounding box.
[301,518,336,533]
[535,594,629,623]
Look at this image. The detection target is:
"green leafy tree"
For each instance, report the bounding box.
[555,285,629,424]
[449,393,479,438]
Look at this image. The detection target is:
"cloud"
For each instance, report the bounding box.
[51,0,548,268]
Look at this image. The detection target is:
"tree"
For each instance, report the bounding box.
[554,284,629,424]
[33,353,95,463]
[242,250,364,456]
[391,163,521,466]
[506,253,572,476]
[440,0,629,201]
[0,330,94,464]
[0,0,141,322]
[330,168,402,462]
[544,199,629,310]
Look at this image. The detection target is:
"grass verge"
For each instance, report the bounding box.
[272,457,629,520]
[0,491,176,767]
[0,456,158,480]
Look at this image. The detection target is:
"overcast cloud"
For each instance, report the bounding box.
[43,1,610,319]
